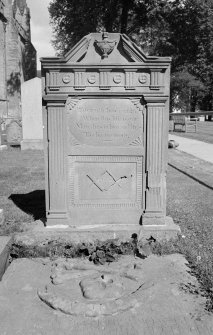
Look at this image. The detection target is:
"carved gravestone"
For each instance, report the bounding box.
[41,32,179,237]
[6,120,22,145]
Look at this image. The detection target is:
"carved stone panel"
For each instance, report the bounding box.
[68,156,143,209]
[66,98,143,147]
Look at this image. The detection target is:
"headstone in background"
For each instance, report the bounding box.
[0,120,7,150]
[0,123,1,146]
[6,119,22,145]
[21,77,43,150]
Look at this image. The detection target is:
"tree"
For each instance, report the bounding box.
[49,0,213,112]
[49,0,138,54]
[168,0,213,111]
[170,70,205,112]
[48,0,172,54]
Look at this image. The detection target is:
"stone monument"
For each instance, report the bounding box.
[6,119,22,145]
[21,77,43,150]
[41,32,179,239]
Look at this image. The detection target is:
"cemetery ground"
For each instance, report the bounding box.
[170,120,213,144]
[0,147,213,333]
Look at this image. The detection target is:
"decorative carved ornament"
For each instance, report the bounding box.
[138,73,147,84]
[94,32,117,59]
[62,74,71,84]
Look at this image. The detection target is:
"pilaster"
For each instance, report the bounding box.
[47,104,68,222]
[143,103,166,225]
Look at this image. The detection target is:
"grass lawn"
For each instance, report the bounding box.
[165,150,213,310]
[169,121,213,144]
[0,148,45,234]
[1,148,213,309]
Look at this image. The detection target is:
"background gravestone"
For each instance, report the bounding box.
[6,120,22,145]
[41,32,179,238]
[21,77,43,150]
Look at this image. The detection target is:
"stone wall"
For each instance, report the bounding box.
[0,0,36,143]
[0,0,7,118]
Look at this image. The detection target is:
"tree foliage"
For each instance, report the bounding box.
[49,0,213,111]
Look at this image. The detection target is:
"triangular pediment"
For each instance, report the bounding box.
[64,32,159,64]
[64,35,92,63]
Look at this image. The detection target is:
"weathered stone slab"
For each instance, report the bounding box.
[0,255,213,335]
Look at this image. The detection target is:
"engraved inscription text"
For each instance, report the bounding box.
[67,99,143,146]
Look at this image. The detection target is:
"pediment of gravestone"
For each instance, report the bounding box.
[43,33,171,65]
[41,32,171,97]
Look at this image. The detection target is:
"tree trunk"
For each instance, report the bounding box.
[120,0,130,33]
[105,0,117,32]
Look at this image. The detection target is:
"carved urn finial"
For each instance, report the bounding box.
[94,32,117,59]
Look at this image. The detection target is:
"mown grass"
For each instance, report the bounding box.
[169,121,213,144]
[0,148,45,234]
[164,151,213,310]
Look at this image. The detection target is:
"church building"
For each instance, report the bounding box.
[0,0,36,129]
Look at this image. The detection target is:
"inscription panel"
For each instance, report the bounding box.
[67,99,143,146]
[69,156,143,209]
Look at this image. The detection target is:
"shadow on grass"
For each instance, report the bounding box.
[169,163,213,191]
[9,190,46,222]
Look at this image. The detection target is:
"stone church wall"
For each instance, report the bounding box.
[0,0,36,143]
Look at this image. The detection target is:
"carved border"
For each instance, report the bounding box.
[68,156,143,209]
[66,97,82,146]
[129,98,144,146]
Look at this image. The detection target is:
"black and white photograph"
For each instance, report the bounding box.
[0,0,213,334]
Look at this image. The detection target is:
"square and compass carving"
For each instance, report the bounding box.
[69,156,143,209]
[86,170,133,193]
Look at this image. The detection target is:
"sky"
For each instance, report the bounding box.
[27,0,55,69]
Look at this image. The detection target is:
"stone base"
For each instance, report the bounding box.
[139,216,181,241]
[21,216,180,244]
[21,139,43,150]
[34,223,142,243]
[0,145,7,151]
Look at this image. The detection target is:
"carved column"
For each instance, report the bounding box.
[49,70,60,91]
[47,104,67,222]
[150,69,161,90]
[143,102,166,225]
[74,70,86,90]
[99,69,111,90]
[124,69,135,90]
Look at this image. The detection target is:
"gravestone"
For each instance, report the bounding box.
[6,119,22,145]
[41,32,179,238]
[21,78,43,150]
